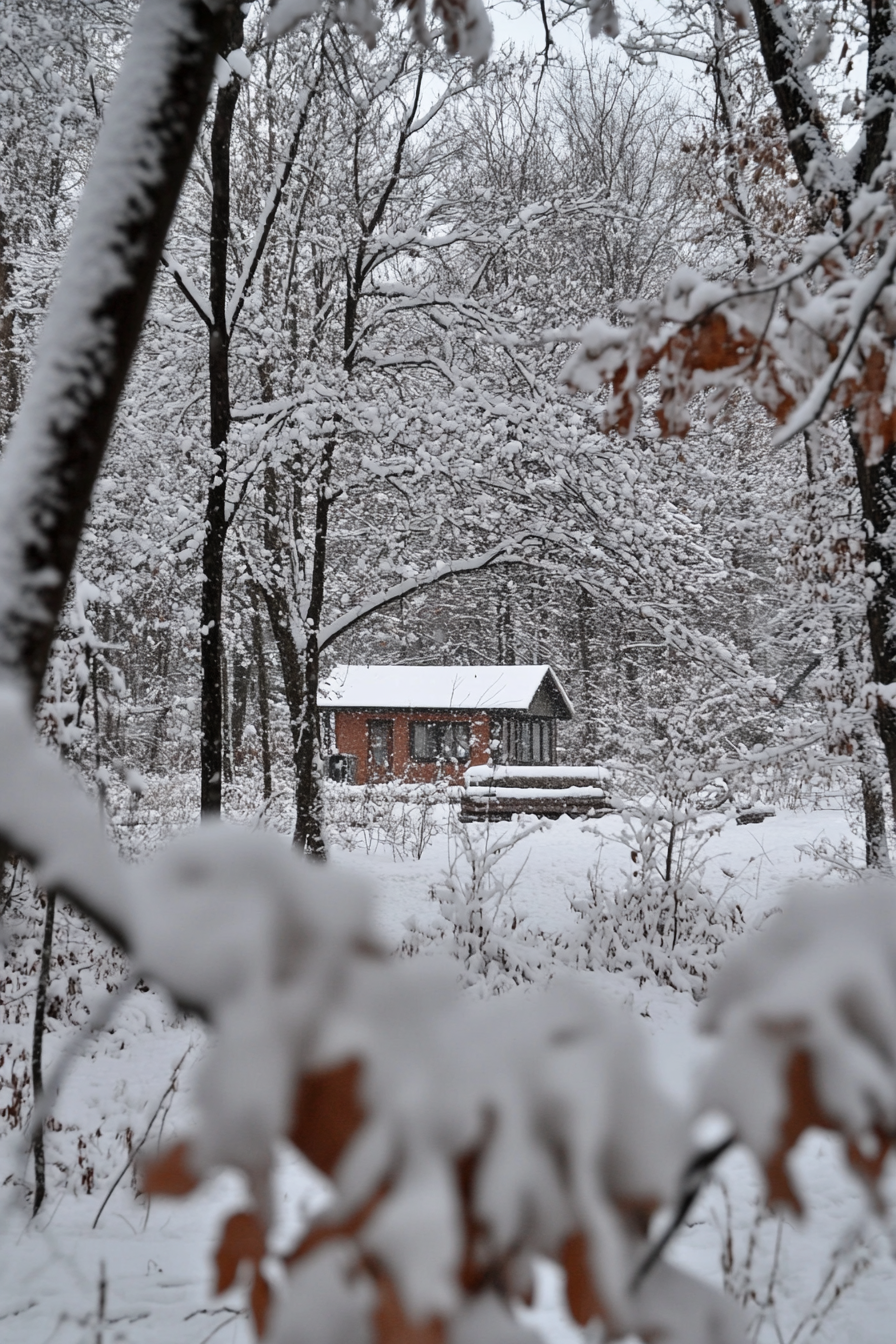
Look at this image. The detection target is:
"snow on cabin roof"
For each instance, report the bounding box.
[318,665,574,717]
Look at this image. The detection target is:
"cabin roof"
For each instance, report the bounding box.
[318,664,574,717]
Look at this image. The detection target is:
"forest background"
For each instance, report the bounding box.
[3,0,870,856]
[5,2,896,1343]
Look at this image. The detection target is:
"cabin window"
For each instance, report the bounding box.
[410,720,470,762]
[531,719,553,764]
[494,718,554,764]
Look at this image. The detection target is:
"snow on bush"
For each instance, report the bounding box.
[128,813,722,1340]
[9,682,896,1342]
[326,781,451,861]
[701,879,896,1209]
[403,817,551,993]
[569,798,746,996]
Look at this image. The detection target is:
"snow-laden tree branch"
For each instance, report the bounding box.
[161,248,214,327]
[318,536,536,651]
[225,68,322,335]
[0,0,229,700]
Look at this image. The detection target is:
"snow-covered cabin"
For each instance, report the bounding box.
[318,664,574,784]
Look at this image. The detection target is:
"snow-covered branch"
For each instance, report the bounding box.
[318,537,536,651]
[160,249,213,327]
[0,0,226,697]
[225,70,321,335]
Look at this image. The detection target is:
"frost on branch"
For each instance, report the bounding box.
[266,0,492,65]
[136,832,743,1341]
[0,685,129,942]
[701,881,896,1210]
[130,826,377,1176]
[562,222,896,461]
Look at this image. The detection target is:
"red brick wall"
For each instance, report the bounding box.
[334,709,490,784]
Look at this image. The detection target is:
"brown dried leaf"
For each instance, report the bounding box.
[846,1129,890,1198]
[765,1050,827,1212]
[372,1267,445,1344]
[215,1209,266,1295]
[560,1230,606,1327]
[615,1194,658,1238]
[841,347,896,464]
[250,1268,271,1337]
[140,1141,199,1197]
[290,1058,365,1176]
[765,1049,892,1211]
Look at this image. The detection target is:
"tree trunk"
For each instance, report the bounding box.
[31,888,56,1215]
[860,755,891,869]
[259,452,328,857]
[221,642,232,785]
[848,420,896,833]
[251,605,272,801]
[0,202,19,444]
[293,631,325,856]
[230,645,250,768]
[200,11,244,816]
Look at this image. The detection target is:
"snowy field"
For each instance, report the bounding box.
[3,803,895,1344]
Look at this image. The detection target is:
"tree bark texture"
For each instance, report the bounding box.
[0,202,19,443]
[258,466,327,856]
[200,8,244,816]
[849,422,896,834]
[31,888,56,1215]
[251,604,273,801]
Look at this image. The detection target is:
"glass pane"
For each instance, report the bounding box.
[411,722,428,759]
[443,722,470,760]
[370,722,390,767]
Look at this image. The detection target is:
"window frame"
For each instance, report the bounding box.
[408,718,471,764]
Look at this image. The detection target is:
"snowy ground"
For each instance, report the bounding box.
[2,802,895,1344]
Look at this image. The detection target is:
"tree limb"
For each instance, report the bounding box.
[0,0,232,701]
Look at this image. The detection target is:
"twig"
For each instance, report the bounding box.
[92,1046,191,1229]
[631,1134,736,1291]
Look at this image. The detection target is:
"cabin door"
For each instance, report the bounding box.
[367,719,393,782]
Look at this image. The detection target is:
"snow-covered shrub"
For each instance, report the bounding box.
[325,781,451,861]
[571,799,745,996]
[403,817,552,992]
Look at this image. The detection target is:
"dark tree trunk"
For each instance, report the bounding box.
[293,630,325,857]
[805,429,892,861]
[200,10,243,816]
[259,456,328,857]
[291,438,336,857]
[0,203,18,443]
[849,421,896,834]
[221,643,232,785]
[251,605,272,801]
[496,582,516,665]
[861,758,891,868]
[230,645,250,768]
[31,888,56,1214]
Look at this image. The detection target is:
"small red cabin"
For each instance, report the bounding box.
[318,664,574,785]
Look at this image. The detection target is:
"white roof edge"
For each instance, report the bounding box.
[542,666,575,717]
[317,664,574,716]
